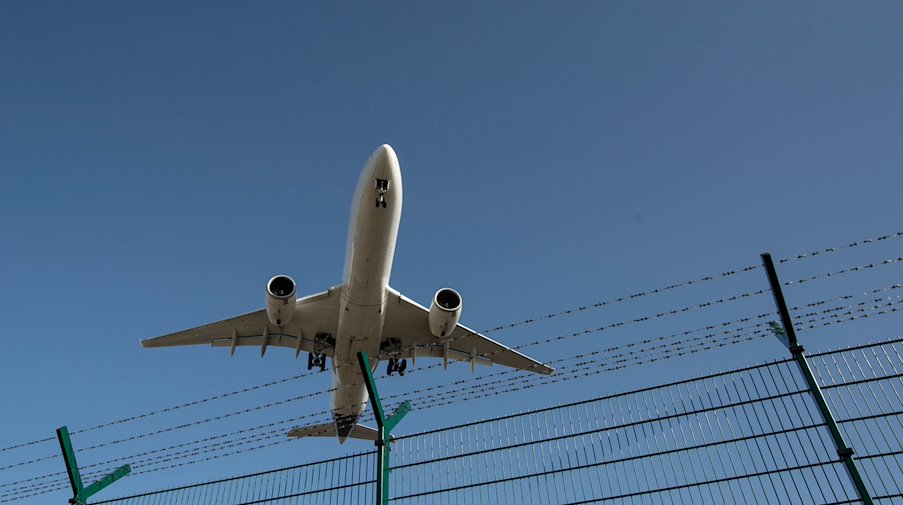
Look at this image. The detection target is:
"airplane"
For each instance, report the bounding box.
[141,145,554,443]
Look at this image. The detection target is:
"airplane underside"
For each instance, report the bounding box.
[141,145,553,444]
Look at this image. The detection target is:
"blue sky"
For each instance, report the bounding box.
[1,2,902,502]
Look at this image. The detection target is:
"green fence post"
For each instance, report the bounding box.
[57,426,131,504]
[761,253,874,505]
[357,351,410,505]
[57,426,84,502]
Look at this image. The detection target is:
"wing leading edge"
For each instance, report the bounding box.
[382,287,555,375]
[140,287,343,357]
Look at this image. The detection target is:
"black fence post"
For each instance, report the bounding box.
[761,252,873,505]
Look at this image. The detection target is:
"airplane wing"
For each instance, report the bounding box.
[141,287,343,357]
[381,287,554,375]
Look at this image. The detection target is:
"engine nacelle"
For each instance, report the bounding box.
[429,288,462,338]
[266,275,297,327]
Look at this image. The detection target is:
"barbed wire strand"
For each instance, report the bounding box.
[3,228,898,456]
[776,231,902,264]
[3,276,900,481]
[9,292,901,502]
[6,288,901,498]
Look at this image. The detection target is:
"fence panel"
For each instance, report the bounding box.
[97,339,903,505]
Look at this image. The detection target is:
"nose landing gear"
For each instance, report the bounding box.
[307,353,327,372]
[386,357,407,376]
[375,178,389,208]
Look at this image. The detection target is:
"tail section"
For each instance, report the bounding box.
[288,422,386,444]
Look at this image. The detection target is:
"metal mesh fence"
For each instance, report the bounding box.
[96,338,903,505]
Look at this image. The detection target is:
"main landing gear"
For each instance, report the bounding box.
[386,357,407,376]
[307,352,327,372]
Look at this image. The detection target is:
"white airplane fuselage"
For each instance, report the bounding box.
[332,144,402,440]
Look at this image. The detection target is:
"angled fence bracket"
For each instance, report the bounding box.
[357,351,410,505]
[57,426,130,505]
[760,253,874,505]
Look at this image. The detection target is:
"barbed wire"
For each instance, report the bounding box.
[395,295,902,415]
[0,376,312,456]
[0,312,817,494]
[0,434,297,502]
[35,291,903,499]
[785,257,902,286]
[3,269,758,454]
[3,229,898,457]
[9,318,900,502]
[0,282,775,472]
[4,245,900,495]
[3,279,900,486]
[4,232,902,501]
[6,286,901,499]
[0,317,787,499]
[776,231,902,264]
[359,255,902,388]
[485,230,902,335]
[1,278,778,476]
[0,389,325,473]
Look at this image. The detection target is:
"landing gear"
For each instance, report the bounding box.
[307,352,327,372]
[386,358,407,376]
[375,178,389,208]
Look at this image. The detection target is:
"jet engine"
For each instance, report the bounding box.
[429,288,462,338]
[266,275,297,327]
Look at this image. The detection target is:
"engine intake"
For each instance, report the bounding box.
[266,275,297,327]
[429,288,462,338]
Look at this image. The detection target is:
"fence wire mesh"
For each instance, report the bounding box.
[96,338,903,505]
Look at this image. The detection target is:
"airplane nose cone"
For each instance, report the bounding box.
[367,144,401,182]
[371,144,397,167]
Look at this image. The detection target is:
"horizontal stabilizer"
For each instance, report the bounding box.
[288,423,392,443]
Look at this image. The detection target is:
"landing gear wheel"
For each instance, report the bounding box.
[386,358,397,376]
[308,353,327,372]
[398,359,407,376]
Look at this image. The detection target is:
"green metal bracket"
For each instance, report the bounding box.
[384,401,411,433]
[760,253,874,505]
[767,321,791,349]
[357,351,410,505]
[57,426,131,504]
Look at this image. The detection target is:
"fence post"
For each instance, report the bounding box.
[760,253,873,505]
[357,351,411,505]
[57,426,131,505]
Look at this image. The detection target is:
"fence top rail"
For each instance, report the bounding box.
[95,336,902,504]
